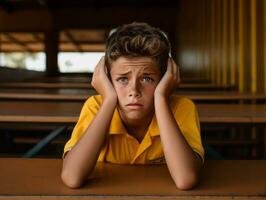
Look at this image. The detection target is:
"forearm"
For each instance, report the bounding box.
[154,96,201,190]
[62,98,117,188]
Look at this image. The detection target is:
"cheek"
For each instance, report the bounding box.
[143,85,157,96]
[113,83,126,98]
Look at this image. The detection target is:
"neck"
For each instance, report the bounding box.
[122,113,154,142]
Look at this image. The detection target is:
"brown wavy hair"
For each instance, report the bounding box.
[105,22,171,75]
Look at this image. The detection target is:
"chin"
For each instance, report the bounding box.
[125,112,146,121]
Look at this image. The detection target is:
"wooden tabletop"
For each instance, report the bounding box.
[0,81,234,90]
[0,88,266,101]
[197,103,266,123]
[1,101,266,123]
[0,159,265,199]
[0,88,96,100]
[0,100,81,123]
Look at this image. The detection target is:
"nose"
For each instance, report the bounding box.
[128,79,141,98]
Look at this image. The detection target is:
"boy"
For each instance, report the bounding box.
[61,22,204,190]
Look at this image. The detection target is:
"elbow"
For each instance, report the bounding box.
[173,173,199,190]
[61,169,83,189]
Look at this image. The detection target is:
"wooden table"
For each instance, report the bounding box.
[0,88,96,101]
[177,91,266,102]
[1,101,266,124]
[0,81,234,90]
[0,158,265,199]
[1,101,265,159]
[0,100,81,123]
[197,103,266,123]
[1,88,266,102]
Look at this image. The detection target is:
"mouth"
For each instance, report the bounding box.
[125,103,144,109]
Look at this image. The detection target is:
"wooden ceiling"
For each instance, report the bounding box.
[0,30,106,52]
[0,0,178,52]
[0,0,177,11]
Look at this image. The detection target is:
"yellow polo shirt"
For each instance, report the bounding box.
[64,95,204,164]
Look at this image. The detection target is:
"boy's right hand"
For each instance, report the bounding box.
[91,56,117,101]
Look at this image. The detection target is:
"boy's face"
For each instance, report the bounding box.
[110,56,161,125]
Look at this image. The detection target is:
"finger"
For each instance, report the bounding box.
[176,65,181,87]
[171,59,180,90]
[95,56,105,71]
[171,59,180,81]
[104,65,108,75]
[98,56,105,72]
[167,57,173,75]
[177,65,181,81]
[171,58,177,76]
[92,57,104,85]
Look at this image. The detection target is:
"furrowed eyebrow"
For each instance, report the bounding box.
[142,72,157,75]
[116,72,131,76]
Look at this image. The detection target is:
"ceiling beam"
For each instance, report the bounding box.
[32,33,44,42]
[64,31,83,52]
[4,33,33,52]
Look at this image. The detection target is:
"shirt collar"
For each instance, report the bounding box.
[109,108,128,135]
[147,115,160,137]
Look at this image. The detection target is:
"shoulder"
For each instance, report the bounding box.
[82,95,103,111]
[84,95,103,106]
[170,95,196,111]
[170,95,199,126]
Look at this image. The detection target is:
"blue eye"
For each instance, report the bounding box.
[116,77,128,84]
[142,76,154,83]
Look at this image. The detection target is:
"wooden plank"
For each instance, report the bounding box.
[197,103,266,123]
[1,197,265,200]
[0,101,266,124]
[1,89,266,101]
[238,0,244,92]
[264,0,266,93]
[0,159,265,199]
[0,88,96,100]
[251,0,257,93]
[222,0,228,86]
[0,82,234,90]
[0,101,81,123]
[229,0,236,86]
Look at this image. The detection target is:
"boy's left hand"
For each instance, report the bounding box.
[154,58,180,99]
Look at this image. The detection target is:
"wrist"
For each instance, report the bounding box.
[154,91,168,101]
[154,94,168,107]
[102,94,117,107]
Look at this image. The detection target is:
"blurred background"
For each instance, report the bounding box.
[0,0,265,160]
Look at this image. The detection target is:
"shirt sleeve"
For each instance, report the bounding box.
[63,95,102,157]
[173,97,205,162]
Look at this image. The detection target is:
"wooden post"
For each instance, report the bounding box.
[238,0,244,92]
[222,0,228,86]
[264,0,266,93]
[45,29,59,76]
[250,0,257,93]
[229,0,236,86]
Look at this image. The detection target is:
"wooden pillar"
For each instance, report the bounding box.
[238,0,244,92]
[250,0,257,93]
[229,0,236,86]
[211,0,216,83]
[264,0,266,93]
[205,0,211,81]
[222,0,228,86]
[216,0,222,85]
[45,29,59,76]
